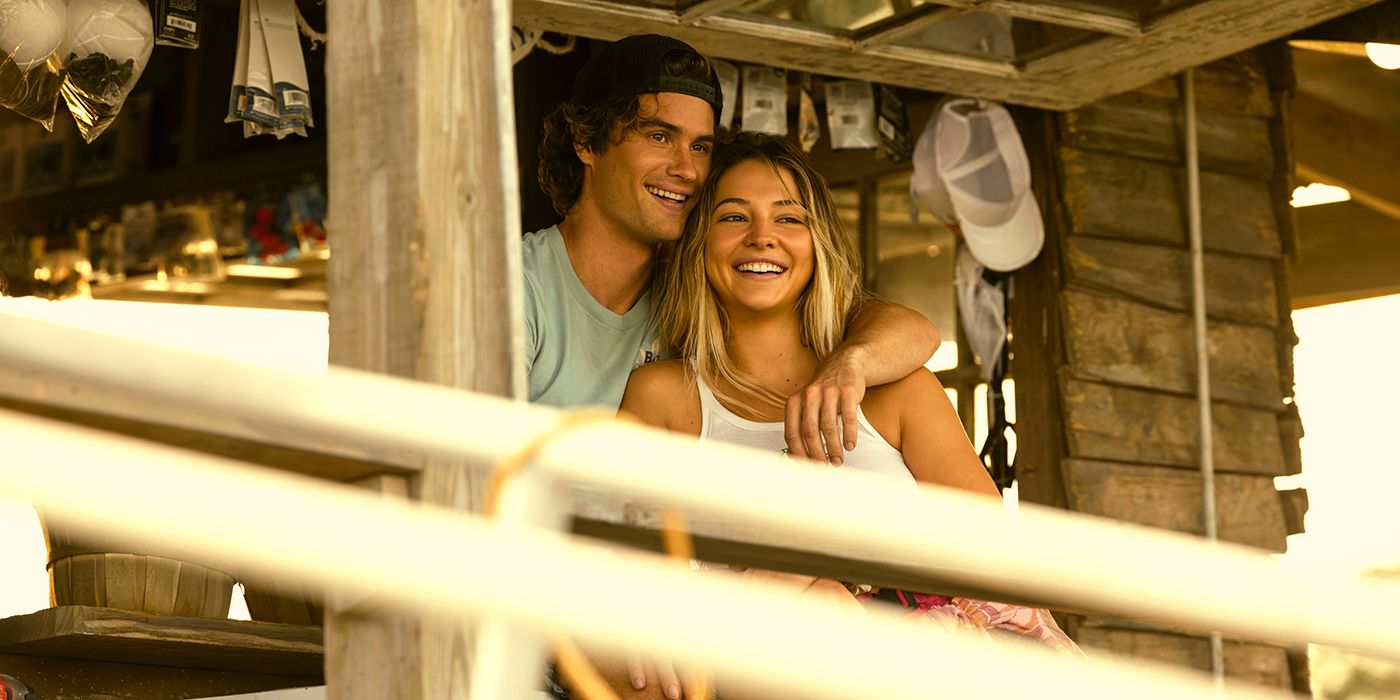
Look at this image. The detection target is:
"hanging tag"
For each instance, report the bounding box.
[797,73,819,152]
[740,65,787,135]
[825,79,876,150]
[226,0,251,123]
[712,59,739,130]
[153,0,201,49]
[258,0,314,132]
[877,84,911,163]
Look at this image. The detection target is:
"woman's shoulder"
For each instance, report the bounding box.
[865,367,938,407]
[861,368,940,449]
[628,358,690,390]
[620,359,697,430]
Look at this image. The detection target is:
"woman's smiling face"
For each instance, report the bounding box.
[703,159,815,319]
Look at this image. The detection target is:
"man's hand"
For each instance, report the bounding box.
[784,345,869,466]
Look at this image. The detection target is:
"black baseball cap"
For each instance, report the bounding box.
[570,34,723,122]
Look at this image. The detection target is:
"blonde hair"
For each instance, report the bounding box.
[655,132,866,413]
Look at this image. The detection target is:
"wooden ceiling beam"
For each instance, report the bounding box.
[1023,0,1382,106]
[1293,91,1400,223]
[969,0,1143,37]
[513,0,1067,103]
[677,0,753,25]
[853,4,969,50]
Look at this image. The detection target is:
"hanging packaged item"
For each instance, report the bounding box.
[711,59,738,131]
[740,65,786,136]
[152,0,200,49]
[226,0,251,122]
[228,0,313,138]
[0,0,66,129]
[877,84,911,163]
[797,73,819,152]
[257,0,312,129]
[60,0,155,143]
[825,79,877,151]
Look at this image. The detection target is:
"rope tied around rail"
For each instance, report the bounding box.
[486,410,710,700]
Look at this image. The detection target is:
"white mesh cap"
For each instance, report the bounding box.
[932,98,1044,272]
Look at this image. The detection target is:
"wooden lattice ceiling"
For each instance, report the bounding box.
[514,0,1382,110]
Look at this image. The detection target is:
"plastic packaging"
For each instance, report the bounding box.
[153,0,200,49]
[825,80,877,151]
[60,0,155,142]
[712,59,738,130]
[877,84,911,163]
[740,65,786,136]
[0,0,66,129]
[797,73,819,152]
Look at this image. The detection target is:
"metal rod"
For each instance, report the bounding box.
[0,408,1295,700]
[1182,67,1226,688]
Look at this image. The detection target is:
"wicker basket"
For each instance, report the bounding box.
[43,514,234,618]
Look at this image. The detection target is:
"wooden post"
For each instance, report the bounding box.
[324,0,524,695]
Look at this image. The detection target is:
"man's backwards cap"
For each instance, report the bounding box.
[570,34,723,121]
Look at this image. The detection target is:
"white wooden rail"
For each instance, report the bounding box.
[1,405,1293,700]
[1,311,1397,693]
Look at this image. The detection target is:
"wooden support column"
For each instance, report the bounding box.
[324,0,524,696]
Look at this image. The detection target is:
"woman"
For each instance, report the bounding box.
[620,132,1079,660]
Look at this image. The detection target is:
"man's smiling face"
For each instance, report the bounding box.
[577,92,716,246]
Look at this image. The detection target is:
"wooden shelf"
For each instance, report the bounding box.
[0,606,323,678]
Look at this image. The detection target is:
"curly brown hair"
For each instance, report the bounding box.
[537,49,717,217]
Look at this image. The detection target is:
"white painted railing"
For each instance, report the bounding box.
[0,312,1391,697]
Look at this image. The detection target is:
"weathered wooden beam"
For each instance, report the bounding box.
[1064,237,1279,327]
[1072,623,1293,689]
[852,5,967,50]
[1008,109,1070,510]
[677,0,751,24]
[1292,92,1400,223]
[513,0,1066,105]
[950,0,1144,37]
[325,0,523,695]
[1061,289,1283,410]
[1291,200,1400,307]
[1062,459,1289,552]
[0,606,323,677]
[1060,378,1290,476]
[0,652,320,700]
[1060,91,1274,178]
[1024,0,1380,106]
[1060,147,1283,259]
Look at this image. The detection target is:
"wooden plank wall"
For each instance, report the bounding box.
[1009,47,1308,692]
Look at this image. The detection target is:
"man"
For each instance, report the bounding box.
[526,34,939,468]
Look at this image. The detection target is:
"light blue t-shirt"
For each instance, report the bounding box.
[523,227,664,408]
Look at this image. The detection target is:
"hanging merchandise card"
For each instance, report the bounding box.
[712,59,738,130]
[226,0,250,123]
[241,0,281,129]
[825,79,877,150]
[877,84,911,163]
[153,0,200,49]
[257,0,313,131]
[740,65,786,136]
[797,73,819,152]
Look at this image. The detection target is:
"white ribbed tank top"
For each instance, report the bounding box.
[696,374,916,486]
